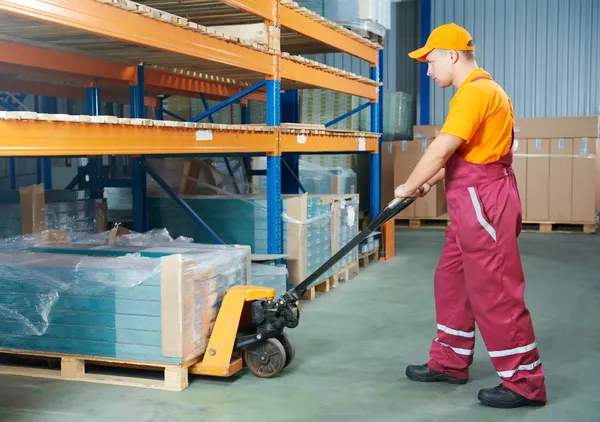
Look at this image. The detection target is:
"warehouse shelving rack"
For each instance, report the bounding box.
[0,0,385,256]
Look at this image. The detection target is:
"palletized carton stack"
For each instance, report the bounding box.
[381,116,599,225]
[381,125,446,219]
[513,116,599,223]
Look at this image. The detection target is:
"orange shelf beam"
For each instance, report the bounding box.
[144,70,266,102]
[0,42,265,101]
[0,77,86,101]
[0,119,278,156]
[279,132,379,153]
[222,0,276,22]
[0,41,135,83]
[0,0,275,76]
[279,5,379,64]
[0,76,159,107]
[280,58,378,100]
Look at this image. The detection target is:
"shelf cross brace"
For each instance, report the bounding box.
[324,101,371,128]
[189,80,267,123]
[143,160,226,245]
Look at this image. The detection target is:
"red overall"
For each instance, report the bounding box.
[426,76,547,402]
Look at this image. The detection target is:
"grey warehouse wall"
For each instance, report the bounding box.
[428,0,600,125]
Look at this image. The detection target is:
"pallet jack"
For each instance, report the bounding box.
[189,197,414,378]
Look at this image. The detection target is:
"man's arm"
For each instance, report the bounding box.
[427,168,445,186]
[401,133,464,194]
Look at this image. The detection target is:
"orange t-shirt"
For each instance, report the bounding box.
[440,68,514,164]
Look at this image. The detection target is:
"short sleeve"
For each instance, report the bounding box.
[440,86,489,143]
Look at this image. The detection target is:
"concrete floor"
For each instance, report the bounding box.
[1,229,599,421]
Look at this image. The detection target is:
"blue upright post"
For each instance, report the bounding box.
[281,90,300,195]
[153,97,164,120]
[85,86,103,199]
[370,50,383,217]
[420,0,431,125]
[266,79,282,255]
[131,66,147,232]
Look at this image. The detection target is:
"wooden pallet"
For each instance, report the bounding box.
[301,274,337,301]
[335,260,359,283]
[395,215,450,230]
[396,215,596,234]
[522,221,597,234]
[0,349,199,391]
[359,250,379,268]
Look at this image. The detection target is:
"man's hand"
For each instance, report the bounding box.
[395,182,431,199]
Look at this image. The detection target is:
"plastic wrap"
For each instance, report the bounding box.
[335,195,360,270]
[360,90,414,140]
[146,188,337,286]
[251,263,288,299]
[297,0,391,37]
[145,157,254,196]
[0,186,105,236]
[0,229,249,364]
[359,234,380,254]
[300,89,361,131]
[252,158,356,195]
[298,160,357,195]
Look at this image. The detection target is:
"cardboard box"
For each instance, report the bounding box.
[380,141,396,209]
[413,125,442,140]
[392,140,420,218]
[512,138,528,220]
[414,138,446,218]
[549,138,574,221]
[596,138,600,214]
[515,116,599,139]
[526,138,550,221]
[572,137,597,222]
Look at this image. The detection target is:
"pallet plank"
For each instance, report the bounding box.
[0,350,198,391]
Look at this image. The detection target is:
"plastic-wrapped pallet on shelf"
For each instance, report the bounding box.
[254,158,357,195]
[0,185,106,237]
[0,230,250,364]
[359,234,379,255]
[359,91,414,140]
[299,89,361,131]
[331,194,360,272]
[296,0,392,37]
[251,263,288,299]
[146,193,335,289]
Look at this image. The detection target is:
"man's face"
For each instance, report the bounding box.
[426,49,454,88]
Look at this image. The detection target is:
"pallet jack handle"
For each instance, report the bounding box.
[282,197,415,303]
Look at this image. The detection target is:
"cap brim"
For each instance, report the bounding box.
[408,46,433,62]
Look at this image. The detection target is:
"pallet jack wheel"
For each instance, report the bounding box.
[277,332,295,368]
[244,338,287,378]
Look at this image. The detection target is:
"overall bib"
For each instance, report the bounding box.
[426,76,547,402]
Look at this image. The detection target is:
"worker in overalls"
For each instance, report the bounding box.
[394,23,548,408]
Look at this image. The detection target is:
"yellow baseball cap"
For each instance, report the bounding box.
[408,23,475,62]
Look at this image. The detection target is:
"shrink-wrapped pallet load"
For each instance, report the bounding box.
[0,230,250,364]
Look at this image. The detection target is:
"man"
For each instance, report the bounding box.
[395,23,548,409]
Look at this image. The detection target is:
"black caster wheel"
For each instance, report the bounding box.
[276,332,295,368]
[244,338,287,378]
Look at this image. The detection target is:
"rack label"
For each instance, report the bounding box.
[358,137,366,151]
[297,134,307,144]
[195,130,213,141]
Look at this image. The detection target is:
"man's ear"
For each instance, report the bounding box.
[449,50,460,63]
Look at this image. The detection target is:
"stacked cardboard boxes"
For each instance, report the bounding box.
[513,116,599,223]
[381,116,599,224]
[381,125,446,219]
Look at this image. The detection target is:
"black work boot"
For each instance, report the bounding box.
[405,364,468,385]
[478,384,546,408]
